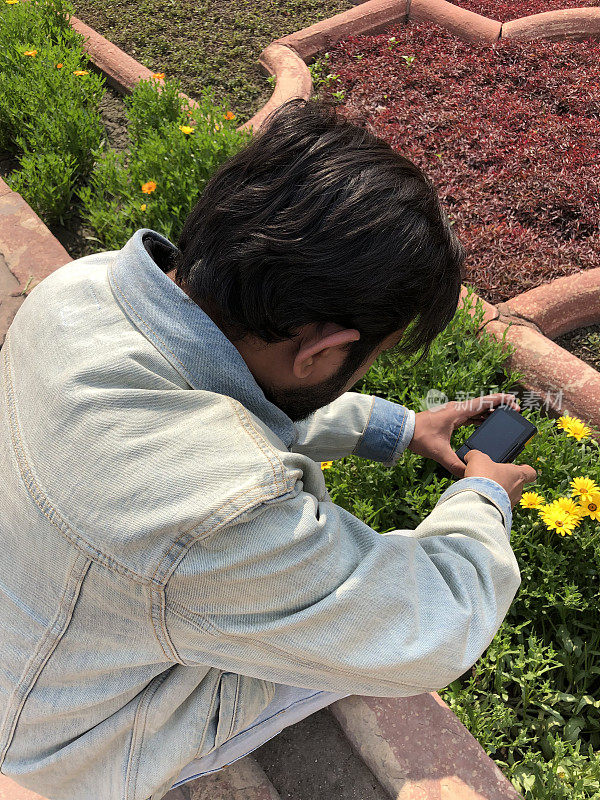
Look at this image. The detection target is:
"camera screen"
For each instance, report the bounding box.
[467,409,528,461]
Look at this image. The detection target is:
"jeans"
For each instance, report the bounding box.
[169,684,352,788]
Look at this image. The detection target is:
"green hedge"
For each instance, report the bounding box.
[0,0,105,224]
[78,77,251,249]
[324,290,600,798]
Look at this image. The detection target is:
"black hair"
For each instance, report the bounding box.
[173,98,465,366]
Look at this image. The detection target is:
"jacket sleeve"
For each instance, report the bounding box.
[289,391,416,466]
[165,476,520,697]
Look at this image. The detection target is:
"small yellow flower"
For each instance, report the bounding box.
[6,1,19,5]
[555,497,584,519]
[571,476,600,503]
[321,461,333,470]
[557,414,592,441]
[73,70,89,76]
[539,500,580,536]
[141,180,157,194]
[565,419,592,441]
[214,122,222,132]
[23,49,38,57]
[224,111,236,120]
[178,125,194,135]
[520,491,545,509]
[140,204,147,211]
[557,415,578,431]
[152,72,165,80]
[56,62,63,69]
[578,492,600,522]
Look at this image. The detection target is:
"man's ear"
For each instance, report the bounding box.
[292,328,361,380]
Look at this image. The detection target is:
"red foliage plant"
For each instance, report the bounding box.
[322,22,600,303]
[450,0,599,23]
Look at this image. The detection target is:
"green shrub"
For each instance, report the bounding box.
[0,0,105,223]
[324,289,600,798]
[78,76,252,249]
[8,151,78,222]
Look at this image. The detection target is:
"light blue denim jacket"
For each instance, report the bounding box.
[0,229,520,800]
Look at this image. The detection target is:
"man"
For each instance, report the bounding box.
[0,98,536,800]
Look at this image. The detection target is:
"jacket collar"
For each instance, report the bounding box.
[108,228,297,447]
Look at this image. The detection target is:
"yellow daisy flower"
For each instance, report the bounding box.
[23,49,38,57]
[224,111,236,120]
[570,476,599,503]
[56,62,63,69]
[321,461,333,470]
[6,1,20,5]
[141,180,157,194]
[557,415,578,431]
[152,72,165,80]
[520,491,545,509]
[539,501,580,536]
[578,492,600,522]
[178,125,194,135]
[73,70,89,76]
[555,497,584,519]
[565,419,592,441]
[140,204,147,211]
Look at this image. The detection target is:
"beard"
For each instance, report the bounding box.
[259,340,377,423]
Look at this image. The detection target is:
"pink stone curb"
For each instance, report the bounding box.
[70,16,156,94]
[409,0,501,43]
[0,176,72,345]
[484,319,600,426]
[498,267,600,340]
[502,8,600,41]
[330,693,521,799]
[277,0,409,60]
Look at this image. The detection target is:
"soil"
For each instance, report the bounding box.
[555,323,600,372]
[71,0,350,125]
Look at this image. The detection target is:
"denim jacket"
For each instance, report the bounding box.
[0,229,520,800]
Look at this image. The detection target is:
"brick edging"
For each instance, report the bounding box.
[0,177,72,345]
[330,693,521,800]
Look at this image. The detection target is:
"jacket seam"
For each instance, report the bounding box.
[0,553,91,769]
[148,483,295,587]
[149,586,181,663]
[2,338,156,584]
[194,674,222,759]
[167,602,437,693]
[125,669,173,800]
[383,407,408,466]
[351,395,375,456]
[227,673,242,742]
[226,397,287,494]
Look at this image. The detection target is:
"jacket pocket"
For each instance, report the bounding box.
[212,671,276,751]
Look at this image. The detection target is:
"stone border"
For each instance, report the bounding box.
[330,694,521,800]
[1,3,600,799]
[0,176,72,345]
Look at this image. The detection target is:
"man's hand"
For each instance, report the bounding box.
[407,393,522,478]
[463,449,537,508]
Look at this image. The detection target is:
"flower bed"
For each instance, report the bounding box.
[318,20,600,304]
[324,291,600,798]
[450,0,600,22]
[0,0,250,258]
